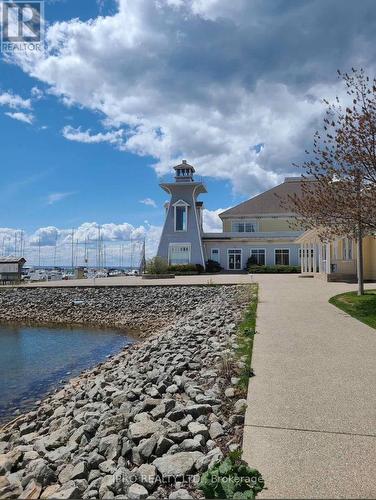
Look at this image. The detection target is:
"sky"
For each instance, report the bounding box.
[1,0,376,265]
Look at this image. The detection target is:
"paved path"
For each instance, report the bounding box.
[243,275,376,499]
[4,274,254,288]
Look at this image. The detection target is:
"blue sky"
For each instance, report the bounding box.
[1,0,376,264]
[0,0,237,235]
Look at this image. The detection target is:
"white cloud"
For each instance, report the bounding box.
[203,208,228,232]
[140,198,157,208]
[62,126,124,147]
[5,112,34,124]
[31,86,44,100]
[46,191,76,205]
[6,221,162,266]
[0,91,31,110]
[29,226,59,247]
[7,0,376,195]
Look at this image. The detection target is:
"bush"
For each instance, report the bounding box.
[248,265,300,274]
[206,259,222,273]
[167,264,204,275]
[199,453,264,499]
[246,256,258,268]
[145,257,169,275]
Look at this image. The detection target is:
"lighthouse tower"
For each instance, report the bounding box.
[157,160,207,267]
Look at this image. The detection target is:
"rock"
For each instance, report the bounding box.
[99,460,117,474]
[184,405,212,418]
[113,467,134,494]
[99,475,115,499]
[195,394,221,405]
[0,475,22,499]
[180,439,201,452]
[229,414,245,425]
[166,384,178,394]
[23,459,56,488]
[129,420,164,442]
[69,462,88,480]
[127,483,149,500]
[137,464,157,491]
[234,399,248,413]
[169,489,194,499]
[209,422,224,439]
[187,422,209,438]
[19,479,42,499]
[132,434,158,465]
[224,387,235,398]
[87,451,105,468]
[153,452,203,479]
[98,434,120,460]
[0,450,22,474]
[56,484,81,499]
[195,448,223,472]
[58,464,75,484]
[155,436,174,456]
[168,432,191,444]
[40,484,60,499]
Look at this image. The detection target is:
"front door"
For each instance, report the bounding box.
[228,250,242,270]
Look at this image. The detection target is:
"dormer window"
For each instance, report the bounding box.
[173,200,189,231]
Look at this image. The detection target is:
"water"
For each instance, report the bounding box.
[0,324,135,422]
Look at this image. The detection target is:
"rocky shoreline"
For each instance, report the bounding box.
[0,285,255,499]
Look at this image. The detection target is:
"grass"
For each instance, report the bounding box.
[236,285,258,392]
[329,290,376,330]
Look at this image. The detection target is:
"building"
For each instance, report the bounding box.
[157,161,207,267]
[297,230,376,281]
[157,161,312,270]
[0,257,26,283]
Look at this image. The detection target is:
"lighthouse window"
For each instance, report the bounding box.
[175,205,187,231]
[169,244,191,265]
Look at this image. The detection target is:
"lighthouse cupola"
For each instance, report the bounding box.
[174,160,195,182]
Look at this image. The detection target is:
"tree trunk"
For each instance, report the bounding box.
[356,229,364,296]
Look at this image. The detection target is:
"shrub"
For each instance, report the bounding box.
[167,264,203,275]
[246,256,258,269]
[145,256,169,275]
[206,259,222,273]
[199,453,264,499]
[248,265,300,274]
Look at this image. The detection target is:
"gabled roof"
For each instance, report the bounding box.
[0,256,26,264]
[220,177,316,218]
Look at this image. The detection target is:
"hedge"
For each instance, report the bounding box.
[248,265,300,274]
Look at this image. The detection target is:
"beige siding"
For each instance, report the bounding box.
[222,217,301,232]
[363,236,376,280]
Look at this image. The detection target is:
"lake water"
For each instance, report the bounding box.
[0,324,135,422]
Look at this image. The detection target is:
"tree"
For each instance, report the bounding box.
[287,69,376,295]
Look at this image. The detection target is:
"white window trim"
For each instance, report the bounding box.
[231,220,258,233]
[210,248,220,263]
[274,248,290,266]
[342,238,353,261]
[168,243,191,265]
[173,200,189,232]
[249,248,266,265]
[227,248,242,271]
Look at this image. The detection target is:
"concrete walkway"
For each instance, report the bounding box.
[4,274,254,288]
[243,275,376,499]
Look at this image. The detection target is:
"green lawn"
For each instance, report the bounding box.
[329,290,376,330]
